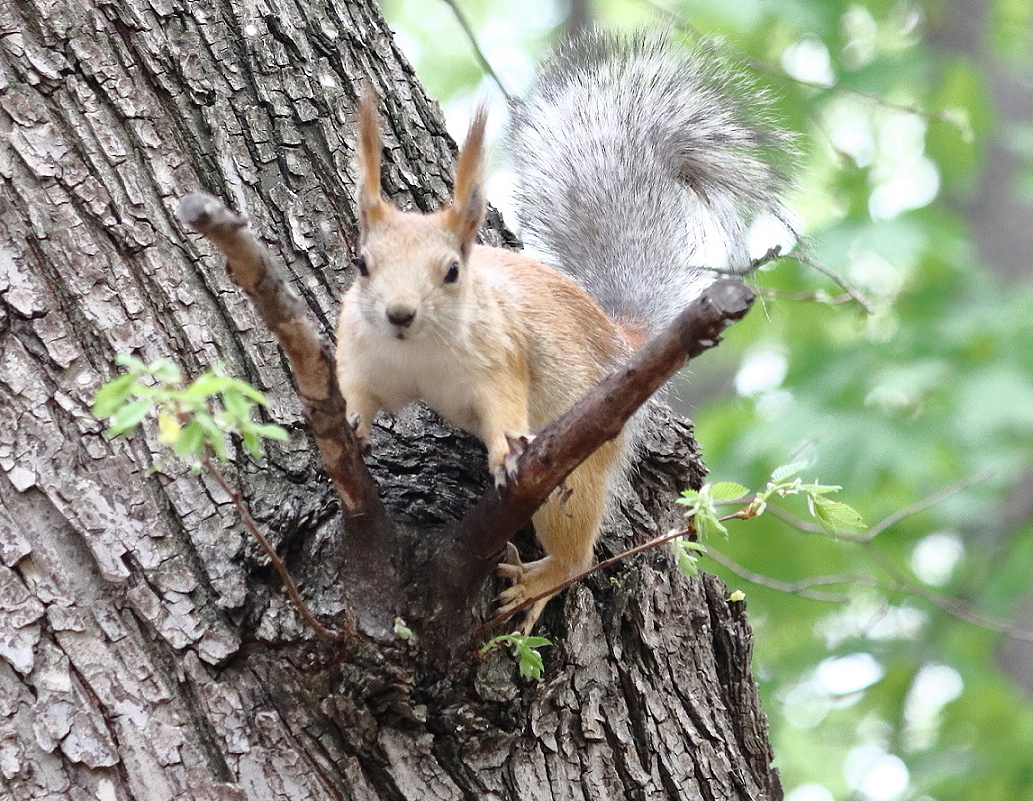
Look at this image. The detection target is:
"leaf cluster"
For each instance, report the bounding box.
[92,354,288,465]
[478,633,553,681]
[672,461,865,579]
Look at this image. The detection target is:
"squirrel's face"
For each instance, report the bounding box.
[348,211,470,342]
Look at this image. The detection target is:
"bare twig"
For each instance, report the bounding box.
[857,469,994,543]
[204,458,353,642]
[439,0,512,101]
[472,524,699,637]
[788,253,874,314]
[860,542,1033,643]
[176,192,384,523]
[705,548,868,602]
[758,289,859,306]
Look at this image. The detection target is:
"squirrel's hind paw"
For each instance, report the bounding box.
[495,546,564,635]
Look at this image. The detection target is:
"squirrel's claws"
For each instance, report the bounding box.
[496,542,524,578]
[495,543,548,634]
[346,412,373,455]
[491,431,535,489]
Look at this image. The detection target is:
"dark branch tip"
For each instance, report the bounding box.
[704,279,756,320]
[176,191,247,235]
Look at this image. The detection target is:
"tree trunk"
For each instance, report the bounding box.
[0,1,781,798]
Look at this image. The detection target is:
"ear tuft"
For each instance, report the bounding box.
[446,103,488,253]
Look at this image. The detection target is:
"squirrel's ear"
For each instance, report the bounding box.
[356,90,389,233]
[446,104,488,256]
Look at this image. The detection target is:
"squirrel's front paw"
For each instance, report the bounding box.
[489,431,536,489]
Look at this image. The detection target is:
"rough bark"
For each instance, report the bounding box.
[0,1,781,799]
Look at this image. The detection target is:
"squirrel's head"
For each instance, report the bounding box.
[347,90,487,341]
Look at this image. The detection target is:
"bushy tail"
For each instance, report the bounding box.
[509,31,794,337]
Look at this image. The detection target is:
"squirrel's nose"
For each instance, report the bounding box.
[386,304,416,328]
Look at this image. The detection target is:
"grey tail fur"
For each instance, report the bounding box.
[509,30,795,338]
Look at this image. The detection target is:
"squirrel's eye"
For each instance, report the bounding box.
[354,256,369,278]
[444,261,460,284]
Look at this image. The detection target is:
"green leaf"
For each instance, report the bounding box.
[194,413,228,462]
[182,372,237,401]
[253,423,289,442]
[672,537,705,578]
[799,481,843,496]
[151,359,181,385]
[393,617,414,641]
[770,460,810,482]
[240,430,262,461]
[106,397,154,437]
[92,374,138,419]
[676,489,702,505]
[114,353,148,373]
[809,496,866,534]
[172,420,207,460]
[708,481,750,502]
[692,508,729,539]
[221,387,251,422]
[478,633,551,681]
[514,640,547,681]
[226,378,269,405]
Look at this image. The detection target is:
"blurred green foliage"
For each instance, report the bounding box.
[380,1,1033,798]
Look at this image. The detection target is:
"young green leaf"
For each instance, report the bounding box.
[672,537,706,578]
[106,397,155,437]
[221,387,251,422]
[114,353,149,373]
[91,374,138,418]
[478,633,552,681]
[253,423,289,441]
[809,495,866,534]
[708,482,750,502]
[151,359,181,384]
[770,460,810,482]
[172,420,208,460]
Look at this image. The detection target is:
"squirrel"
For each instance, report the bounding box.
[335,31,791,633]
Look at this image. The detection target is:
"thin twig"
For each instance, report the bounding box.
[788,253,874,314]
[758,289,859,306]
[176,192,384,522]
[477,524,698,636]
[861,542,1033,643]
[705,548,868,602]
[858,468,995,543]
[439,0,512,101]
[204,458,353,642]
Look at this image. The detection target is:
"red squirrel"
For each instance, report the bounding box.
[335,32,791,631]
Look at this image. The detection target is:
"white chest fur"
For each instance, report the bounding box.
[343,324,488,432]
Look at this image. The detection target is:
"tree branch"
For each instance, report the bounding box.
[459,279,756,560]
[176,192,384,524]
